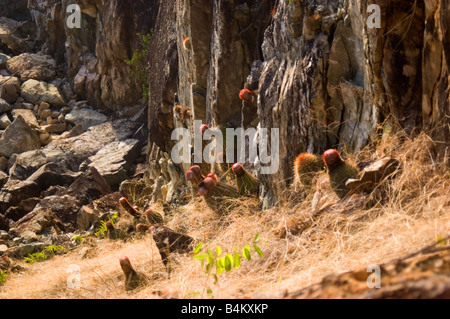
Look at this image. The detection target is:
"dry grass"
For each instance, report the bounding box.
[0,131,449,299]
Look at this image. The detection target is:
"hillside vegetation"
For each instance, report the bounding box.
[1,130,449,299]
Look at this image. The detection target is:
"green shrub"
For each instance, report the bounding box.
[192,234,264,298]
[24,245,67,264]
[124,31,153,101]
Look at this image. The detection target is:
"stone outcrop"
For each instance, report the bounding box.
[28,0,159,114]
[64,107,107,131]
[143,0,448,208]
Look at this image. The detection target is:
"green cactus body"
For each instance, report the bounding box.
[106,222,126,240]
[233,163,259,195]
[236,173,259,195]
[323,149,359,198]
[294,153,324,189]
[145,209,164,224]
[329,163,358,198]
[109,228,126,240]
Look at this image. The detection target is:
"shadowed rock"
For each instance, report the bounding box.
[346,157,401,192]
[150,225,194,273]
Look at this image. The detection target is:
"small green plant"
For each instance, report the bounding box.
[192,234,264,298]
[0,270,8,285]
[24,245,67,264]
[124,30,153,101]
[95,213,118,237]
[437,235,448,247]
[71,235,84,244]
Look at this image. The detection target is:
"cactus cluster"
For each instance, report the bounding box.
[186,162,260,215]
[119,196,165,226]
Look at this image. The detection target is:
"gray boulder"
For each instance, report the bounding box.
[86,139,142,187]
[65,107,108,130]
[0,53,10,68]
[26,162,82,191]
[20,79,65,106]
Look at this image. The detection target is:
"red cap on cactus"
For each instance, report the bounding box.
[201,124,209,134]
[323,149,343,168]
[198,176,217,196]
[239,88,255,104]
[232,163,245,177]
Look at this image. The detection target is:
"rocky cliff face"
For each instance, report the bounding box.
[146,0,449,208]
[26,0,158,114]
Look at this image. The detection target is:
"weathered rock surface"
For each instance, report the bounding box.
[0,53,9,68]
[6,119,138,183]
[0,213,9,231]
[0,76,20,103]
[0,117,9,132]
[346,157,401,192]
[26,162,81,191]
[20,79,65,106]
[6,53,56,82]
[0,170,7,188]
[287,244,450,299]
[0,180,40,212]
[0,115,41,158]
[77,192,121,231]
[4,197,40,222]
[64,107,108,131]
[28,0,158,113]
[11,109,39,127]
[86,139,142,187]
[0,0,30,21]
